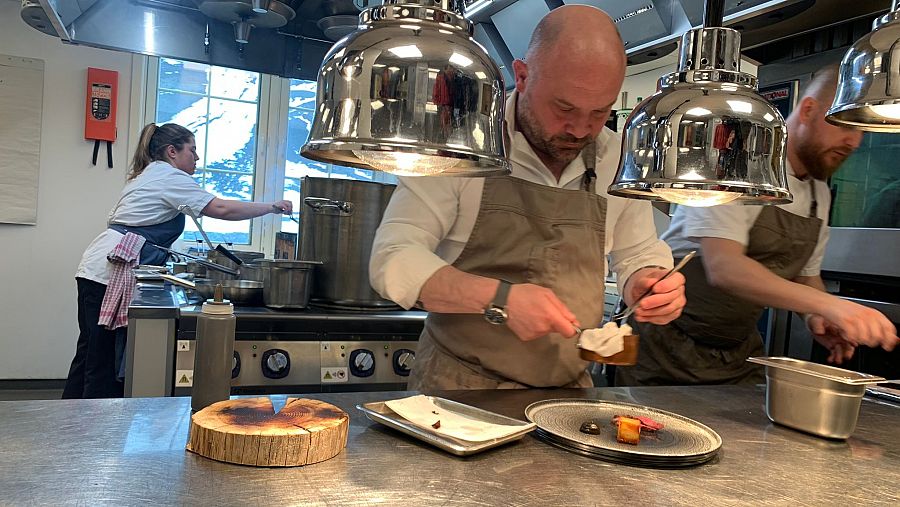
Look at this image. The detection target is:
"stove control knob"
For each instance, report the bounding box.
[261,349,290,379]
[392,349,415,376]
[349,349,375,377]
[231,351,241,379]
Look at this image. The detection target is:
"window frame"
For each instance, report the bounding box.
[144,57,398,256]
[145,57,282,254]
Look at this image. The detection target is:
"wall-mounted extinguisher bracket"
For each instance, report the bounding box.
[85,67,118,168]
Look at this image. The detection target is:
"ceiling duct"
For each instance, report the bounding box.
[15,0,344,80]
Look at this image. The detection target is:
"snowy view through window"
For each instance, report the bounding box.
[157,59,260,245]
[156,58,387,245]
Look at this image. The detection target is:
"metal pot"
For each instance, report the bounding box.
[185,260,208,278]
[192,278,216,300]
[239,262,265,282]
[221,280,264,306]
[206,250,265,283]
[193,279,264,306]
[298,177,397,308]
[259,259,321,309]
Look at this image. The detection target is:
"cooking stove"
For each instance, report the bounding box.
[173,304,425,396]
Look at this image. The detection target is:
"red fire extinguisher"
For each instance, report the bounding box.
[85,67,118,168]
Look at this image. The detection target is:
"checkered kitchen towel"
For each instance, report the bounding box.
[98,232,146,330]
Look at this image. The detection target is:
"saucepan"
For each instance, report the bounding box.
[193,279,263,306]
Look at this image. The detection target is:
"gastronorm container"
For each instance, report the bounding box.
[747,357,886,439]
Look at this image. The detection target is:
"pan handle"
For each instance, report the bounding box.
[149,245,239,276]
[304,197,354,215]
[178,205,216,251]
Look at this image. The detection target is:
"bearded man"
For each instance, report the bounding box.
[369,5,687,390]
[616,65,898,386]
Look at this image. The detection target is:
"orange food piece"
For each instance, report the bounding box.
[616,416,641,445]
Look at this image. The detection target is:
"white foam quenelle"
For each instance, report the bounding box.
[577,321,632,356]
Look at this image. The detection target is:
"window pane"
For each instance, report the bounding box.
[156,92,209,163]
[285,108,328,178]
[210,65,259,102]
[281,177,301,234]
[197,216,251,245]
[289,80,317,109]
[200,173,253,244]
[205,171,253,201]
[159,58,208,94]
[205,98,258,174]
[155,58,260,245]
[329,165,376,181]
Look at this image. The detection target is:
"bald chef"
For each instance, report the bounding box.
[369,5,686,390]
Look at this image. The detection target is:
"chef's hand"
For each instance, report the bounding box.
[623,267,686,325]
[807,314,856,365]
[821,299,898,351]
[270,200,293,214]
[505,283,580,341]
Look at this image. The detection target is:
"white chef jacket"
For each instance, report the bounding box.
[369,91,674,309]
[664,162,831,277]
[75,161,215,284]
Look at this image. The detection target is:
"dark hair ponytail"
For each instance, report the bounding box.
[128,123,194,179]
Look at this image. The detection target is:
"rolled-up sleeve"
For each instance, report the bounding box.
[608,200,674,295]
[369,177,465,309]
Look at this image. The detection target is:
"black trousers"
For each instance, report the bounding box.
[62,277,125,399]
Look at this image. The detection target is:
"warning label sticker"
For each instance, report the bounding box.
[321,367,348,383]
[175,369,194,387]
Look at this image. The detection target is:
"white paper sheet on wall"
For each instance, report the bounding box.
[0,54,44,225]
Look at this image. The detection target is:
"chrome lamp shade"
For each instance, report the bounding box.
[300,0,510,176]
[827,1,900,131]
[609,25,792,206]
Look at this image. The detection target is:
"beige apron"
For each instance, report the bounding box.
[617,194,822,386]
[408,144,608,390]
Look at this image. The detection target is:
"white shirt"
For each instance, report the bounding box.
[664,163,831,277]
[75,161,215,284]
[369,91,674,309]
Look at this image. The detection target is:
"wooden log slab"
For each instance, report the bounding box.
[186,397,349,467]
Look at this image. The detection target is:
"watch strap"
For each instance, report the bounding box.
[492,279,512,308]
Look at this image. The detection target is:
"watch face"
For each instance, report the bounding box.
[484,307,508,325]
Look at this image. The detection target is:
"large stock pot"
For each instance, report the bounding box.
[298,177,397,308]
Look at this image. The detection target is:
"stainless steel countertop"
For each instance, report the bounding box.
[128,282,190,319]
[1,386,897,506]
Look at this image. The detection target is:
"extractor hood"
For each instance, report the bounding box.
[18,0,361,80]
[465,0,891,68]
[19,0,893,80]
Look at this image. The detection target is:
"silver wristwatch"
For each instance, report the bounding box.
[483,280,512,325]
